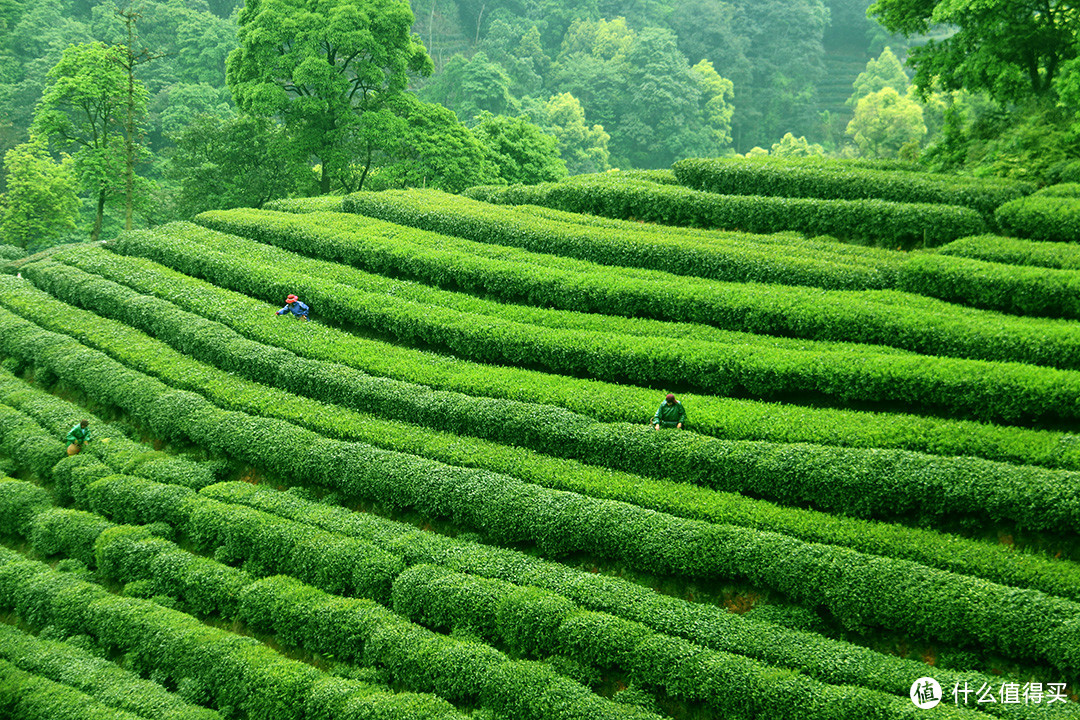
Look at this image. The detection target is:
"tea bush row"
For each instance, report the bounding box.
[340,190,1080,322]
[996,195,1080,243]
[53,244,1080,471]
[1,312,1076,674]
[463,174,986,247]
[209,480,1074,720]
[13,266,1080,543]
[87,482,658,720]
[0,546,461,720]
[85,476,1046,720]
[197,207,1080,356]
[103,227,1080,423]
[11,290,1080,632]
[0,369,216,501]
[940,235,1080,271]
[0,622,220,720]
[671,157,1033,216]
[4,473,650,720]
[0,657,150,720]
[340,188,898,291]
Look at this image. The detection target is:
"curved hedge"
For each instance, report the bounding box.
[15,261,1080,601]
[48,243,1080,471]
[0,549,464,720]
[340,188,900,292]
[671,157,1034,216]
[101,225,1080,424]
[996,194,1080,242]
[0,622,221,720]
[940,234,1080,270]
[463,174,987,247]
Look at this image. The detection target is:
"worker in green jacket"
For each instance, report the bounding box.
[652,393,686,430]
[66,419,90,455]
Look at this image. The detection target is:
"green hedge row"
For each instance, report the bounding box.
[0,623,220,720]
[0,403,66,480]
[199,205,1080,358]
[341,188,899,291]
[940,235,1080,271]
[340,190,1080,323]
[91,475,402,605]
[54,244,1080,472]
[1034,183,1080,198]
[392,564,949,720]
[7,475,615,720]
[0,657,148,720]
[89,502,659,720]
[0,244,28,261]
[4,304,1079,671]
[671,157,1034,216]
[896,252,1080,320]
[0,547,462,720]
[463,173,987,247]
[171,213,908,355]
[104,225,1080,424]
[0,369,216,501]
[85,476,1029,720]
[13,261,1080,575]
[996,194,1080,242]
[208,481,1059,720]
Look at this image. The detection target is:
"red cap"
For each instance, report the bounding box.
[286,294,299,303]
[666,393,676,402]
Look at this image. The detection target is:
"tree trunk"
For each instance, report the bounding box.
[320,163,331,194]
[91,189,106,243]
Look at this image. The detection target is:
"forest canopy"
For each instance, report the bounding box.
[1,0,1079,247]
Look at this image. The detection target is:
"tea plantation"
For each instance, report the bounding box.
[2,161,1080,720]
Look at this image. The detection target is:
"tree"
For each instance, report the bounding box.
[771,132,824,157]
[0,137,79,248]
[538,92,609,175]
[419,50,518,122]
[167,113,310,217]
[371,94,499,192]
[33,41,131,242]
[868,0,1078,103]
[845,86,926,158]
[471,111,567,184]
[227,0,433,194]
[848,47,909,106]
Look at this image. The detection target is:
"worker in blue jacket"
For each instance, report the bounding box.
[652,393,686,430]
[276,294,309,321]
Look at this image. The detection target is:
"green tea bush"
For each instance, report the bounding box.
[211,482,1066,718]
[98,227,1080,421]
[0,549,462,720]
[54,243,1080,472]
[671,157,1034,216]
[996,194,1080,242]
[939,234,1080,270]
[0,623,222,720]
[464,174,987,247]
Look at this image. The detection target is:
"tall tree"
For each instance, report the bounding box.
[538,92,609,175]
[33,41,131,242]
[167,113,310,216]
[848,46,908,106]
[0,136,78,248]
[114,5,161,231]
[227,0,433,194]
[471,110,566,183]
[868,0,1079,103]
[845,85,926,157]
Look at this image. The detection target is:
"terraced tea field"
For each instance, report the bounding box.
[3,171,1080,720]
